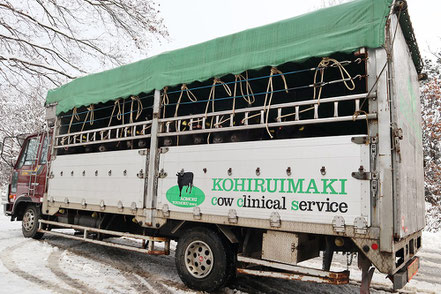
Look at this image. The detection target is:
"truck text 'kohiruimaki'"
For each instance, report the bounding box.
[2,0,425,293]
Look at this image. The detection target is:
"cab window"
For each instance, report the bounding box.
[16,137,39,168]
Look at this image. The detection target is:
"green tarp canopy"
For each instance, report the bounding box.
[46,0,421,115]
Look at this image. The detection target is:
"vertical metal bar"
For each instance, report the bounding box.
[355,99,360,112]
[202,117,206,129]
[145,90,161,226]
[166,122,170,133]
[244,112,249,125]
[189,118,193,131]
[369,47,393,252]
[295,106,300,121]
[277,108,282,122]
[334,102,339,117]
[215,116,219,128]
[230,114,234,127]
[314,104,319,119]
[177,120,181,132]
[165,240,170,255]
[260,110,264,124]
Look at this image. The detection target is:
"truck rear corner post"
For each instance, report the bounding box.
[3,0,424,293]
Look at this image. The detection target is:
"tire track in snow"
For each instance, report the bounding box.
[44,239,154,293]
[0,241,78,294]
[43,237,187,293]
[47,247,103,294]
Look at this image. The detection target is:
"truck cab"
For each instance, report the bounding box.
[2,133,51,230]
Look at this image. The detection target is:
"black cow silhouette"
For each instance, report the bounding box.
[176,171,194,197]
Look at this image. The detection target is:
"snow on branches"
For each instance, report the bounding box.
[421,55,441,231]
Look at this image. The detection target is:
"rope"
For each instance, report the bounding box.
[129,96,143,123]
[173,84,198,145]
[62,107,80,145]
[67,107,80,134]
[161,87,169,119]
[214,72,256,128]
[81,105,94,132]
[174,84,198,118]
[205,78,232,143]
[352,110,370,141]
[277,57,356,121]
[100,99,121,140]
[238,71,256,105]
[314,57,355,104]
[242,67,288,138]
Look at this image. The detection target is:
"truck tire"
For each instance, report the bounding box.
[22,205,44,239]
[175,227,235,292]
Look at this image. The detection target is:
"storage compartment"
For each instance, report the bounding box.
[262,231,319,264]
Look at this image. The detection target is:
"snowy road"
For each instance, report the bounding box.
[0,214,440,294]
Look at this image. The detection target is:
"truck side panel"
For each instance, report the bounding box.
[157,135,370,226]
[47,149,147,209]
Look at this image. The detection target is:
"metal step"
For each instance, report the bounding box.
[38,219,170,255]
[237,255,349,285]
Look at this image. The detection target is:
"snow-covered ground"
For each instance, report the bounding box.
[0,214,440,294]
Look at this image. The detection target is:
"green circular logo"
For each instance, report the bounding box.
[166,185,205,207]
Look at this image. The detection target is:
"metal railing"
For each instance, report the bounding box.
[55,119,153,149]
[55,92,375,148]
[158,92,376,137]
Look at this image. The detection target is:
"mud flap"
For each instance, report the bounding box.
[392,256,419,290]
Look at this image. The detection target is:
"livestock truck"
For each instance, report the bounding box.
[1,0,425,292]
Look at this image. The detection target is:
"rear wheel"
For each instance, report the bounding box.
[22,205,44,239]
[175,227,235,292]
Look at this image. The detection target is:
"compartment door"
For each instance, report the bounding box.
[389,19,425,238]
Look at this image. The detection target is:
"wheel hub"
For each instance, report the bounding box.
[185,240,214,278]
[23,210,35,232]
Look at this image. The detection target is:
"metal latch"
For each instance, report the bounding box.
[392,126,403,162]
[351,136,370,145]
[371,179,378,207]
[158,169,167,178]
[352,166,372,180]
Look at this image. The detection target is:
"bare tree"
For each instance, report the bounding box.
[0,0,168,90]
[0,0,168,186]
[421,55,441,231]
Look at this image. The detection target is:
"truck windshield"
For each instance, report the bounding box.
[16,137,39,168]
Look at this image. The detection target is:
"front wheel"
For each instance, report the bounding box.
[22,205,44,239]
[175,227,235,292]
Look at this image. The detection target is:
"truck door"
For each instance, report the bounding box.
[389,20,425,239]
[14,134,50,201]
